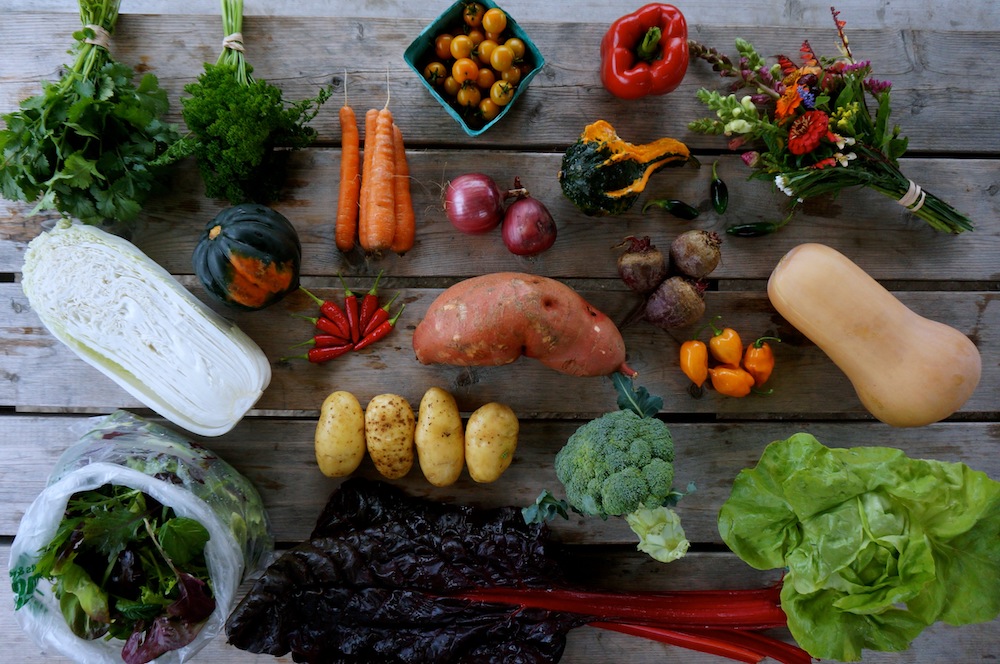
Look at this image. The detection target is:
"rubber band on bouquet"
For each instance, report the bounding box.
[897,180,927,213]
[83,24,112,50]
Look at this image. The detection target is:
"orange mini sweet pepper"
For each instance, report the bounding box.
[708,365,756,398]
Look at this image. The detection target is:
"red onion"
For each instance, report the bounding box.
[501,179,557,256]
[443,173,506,234]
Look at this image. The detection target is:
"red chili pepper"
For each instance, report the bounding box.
[298,286,351,339]
[600,3,689,100]
[337,273,361,343]
[291,313,351,342]
[290,334,352,350]
[280,342,354,364]
[354,305,404,351]
[362,291,400,337]
[292,314,351,343]
[358,269,384,333]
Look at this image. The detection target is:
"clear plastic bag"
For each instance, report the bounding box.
[9,411,274,664]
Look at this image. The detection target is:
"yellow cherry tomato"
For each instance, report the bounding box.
[479,97,501,122]
[467,28,485,46]
[475,67,496,90]
[434,33,453,60]
[456,84,482,108]
[463,2,486,28]
[505,37,526,60]
[476,38,498,65]
[452,57,480,85]
[490,44,515,72]
[442,75,461,97]
[489,80,515,106]
[423,61,448,87]
[450,34,474,60]
[501,66,521,85]
[482,7,508,34]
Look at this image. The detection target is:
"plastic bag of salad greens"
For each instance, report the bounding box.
[9,410,273,664]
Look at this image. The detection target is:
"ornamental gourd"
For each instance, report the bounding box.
[767,243,981,427]
[558,120,691,216]
[194,203,302,311]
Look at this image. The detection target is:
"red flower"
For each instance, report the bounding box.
[788,110,829,155]
[811,157,837,169]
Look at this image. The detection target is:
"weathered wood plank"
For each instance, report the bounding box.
[1,152,997,281]
[8,0,1000,31]
[1,282,995,419]
[3,415,997,544]
[2,13,999,154]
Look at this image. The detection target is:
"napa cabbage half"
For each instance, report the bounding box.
[21,221,270,436]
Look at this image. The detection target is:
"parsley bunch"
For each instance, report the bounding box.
[156,0,331,205]
[0,0,179,227]
[34,483,215,664]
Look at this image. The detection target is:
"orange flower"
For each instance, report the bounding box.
[811,157,838,169]
[788,110,829,155]
[775,85,803,121]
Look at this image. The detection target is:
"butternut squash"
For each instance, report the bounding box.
[767,243,981,427]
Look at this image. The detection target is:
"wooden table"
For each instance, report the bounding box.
[1,1,997,662]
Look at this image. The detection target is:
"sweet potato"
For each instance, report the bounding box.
[412,272,636,377]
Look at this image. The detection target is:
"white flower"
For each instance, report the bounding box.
[832,134,856,150]
[740,95,756,113]
[835,151,857,167]
[775,174,795,197]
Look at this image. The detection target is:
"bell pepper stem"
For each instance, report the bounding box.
[637,26,662,62]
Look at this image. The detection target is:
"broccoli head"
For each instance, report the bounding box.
[554,409,674,518]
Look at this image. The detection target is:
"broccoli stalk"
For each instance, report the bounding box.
[525,373,691,563]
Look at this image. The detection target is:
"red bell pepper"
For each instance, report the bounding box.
[600,3,690,100]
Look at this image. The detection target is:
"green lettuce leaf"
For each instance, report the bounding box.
[718,432,1000,661]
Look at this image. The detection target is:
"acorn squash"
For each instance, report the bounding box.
[558,120,692,216]
[193,203,302,311]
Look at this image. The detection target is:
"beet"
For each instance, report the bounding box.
[644,276,706,329]
[615,236,668,294]
[670,230,722,279]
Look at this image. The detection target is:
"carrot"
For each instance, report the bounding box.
[359,106,397,253]
[389,122,415,255]
[334,104,361,252]
[357,108,379,249]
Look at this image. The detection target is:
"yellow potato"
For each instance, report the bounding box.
[414,387,465,487]
[314,391,366,478]
[365,393,415,479]
[464,402,519,483]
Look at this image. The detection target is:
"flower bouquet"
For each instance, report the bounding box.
[688,8,974,235]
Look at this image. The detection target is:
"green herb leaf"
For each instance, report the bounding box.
[159,517,211,566]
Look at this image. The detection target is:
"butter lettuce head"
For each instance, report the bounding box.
[718,432,1000,661]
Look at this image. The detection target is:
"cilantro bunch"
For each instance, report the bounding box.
[34,483,216,664]
[0,0,179,227]
[156,0,331,205]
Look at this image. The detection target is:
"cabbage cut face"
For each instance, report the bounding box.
[21,221,271,436]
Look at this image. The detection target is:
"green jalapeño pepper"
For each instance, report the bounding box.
[599,4,689,100]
